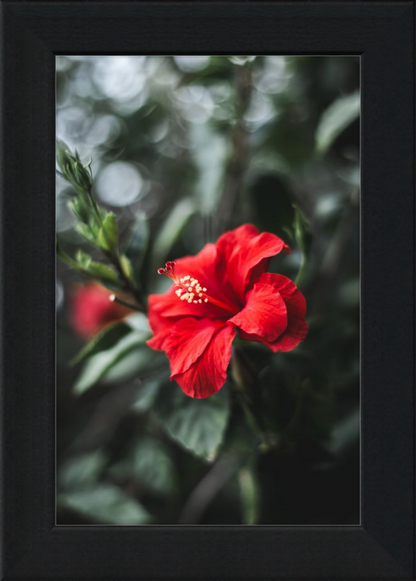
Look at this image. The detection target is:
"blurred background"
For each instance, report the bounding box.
[56,56,360,525]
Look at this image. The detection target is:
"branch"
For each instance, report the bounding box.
[178,455,238,524]
[215,64,252,235]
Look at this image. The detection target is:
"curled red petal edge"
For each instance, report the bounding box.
[238,272,308,351]
[216,224,290,299]
[229,282,288,342]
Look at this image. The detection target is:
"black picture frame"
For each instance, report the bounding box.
[1,1,415,579]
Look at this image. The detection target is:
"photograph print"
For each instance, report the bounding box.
[56,55,360,525]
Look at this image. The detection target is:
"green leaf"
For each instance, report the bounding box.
[151,198,195,272]
[292,205,311,255]
[119,254,135,284]
[130,438,176,495]
[315,91,360,155]
[75,249,93,269]
[83,260,119,283]
[97,212,119,252]
[292,205,312,286]
[57,484,153,524]
[132,373,167,413]
[126,312,150,334]
[75,249,119,283]
[154,383,230,461]
[124,215,150,284]
[74,222,98,244]
[101,345,162,386]
[325,408,359,456]
[59,450,107,490]
[339,277,360,308]
[70,322,132,366]
[57,242,118,284]
[110,436,176,496]
[74,332,147,394]
[68,196,91,225]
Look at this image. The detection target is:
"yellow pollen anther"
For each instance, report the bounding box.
[158,264,232,310]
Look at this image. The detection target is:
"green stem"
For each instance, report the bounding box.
[86,186,145,310]
[295,250,307,287]
[239,462,260,525]
[231,348,275,451]
[109,294,141,312]
[105,249,145,310]
[236,392,268,446]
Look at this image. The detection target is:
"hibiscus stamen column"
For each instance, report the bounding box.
[157,262,236,315]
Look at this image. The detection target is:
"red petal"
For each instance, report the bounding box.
[258,273,306,318]
[239,318,308,352]
[229,282,287,342]
[147,317,225,376]
[172,325,236,398]
[147,294,173,335]
[175,243,218,285]
[147,291,192,337]
[148,242,239,326]
[267,318,308,351]
[239,273,308,351]
[216,224,289,298]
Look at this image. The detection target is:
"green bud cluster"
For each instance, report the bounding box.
[56,140,145,311]
[56,139,101,232]
[56,139,93,192]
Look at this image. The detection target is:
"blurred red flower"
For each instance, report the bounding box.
[70,282,130,339]
[148,224,308,398]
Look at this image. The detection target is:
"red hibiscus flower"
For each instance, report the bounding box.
[147,224,308,398]
[70,282,130,339]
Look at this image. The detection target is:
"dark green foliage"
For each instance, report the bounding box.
[153,383,231,461]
